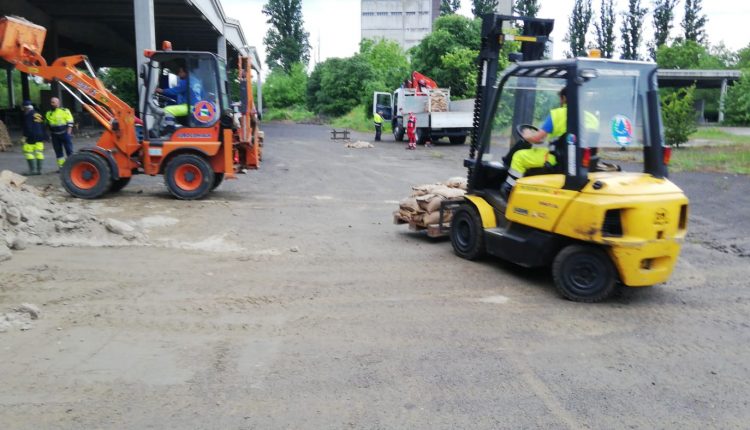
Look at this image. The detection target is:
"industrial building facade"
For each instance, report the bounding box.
[361,0,440,50]
[361,0,513,50]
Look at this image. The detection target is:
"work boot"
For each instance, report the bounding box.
[34,159,43,175]
[26,159,36,176]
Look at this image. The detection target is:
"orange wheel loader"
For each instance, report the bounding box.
[0,15,262,200]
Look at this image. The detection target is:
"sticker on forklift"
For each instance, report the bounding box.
[610,115,633,147]
[193,100,216,124]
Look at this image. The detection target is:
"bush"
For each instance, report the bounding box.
[723,70,750,126]
[262,63,307,109]
[307,56,375,116]
[661,85,697,147]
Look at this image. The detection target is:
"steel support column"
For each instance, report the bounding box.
[134,0,155,115]
[719,78,728,123]
[5,67,14,108]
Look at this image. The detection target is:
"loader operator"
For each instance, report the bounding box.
[155,64,202,126]
[501,87,599,200]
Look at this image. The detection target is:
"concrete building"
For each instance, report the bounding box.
[361,0,513,51]
[361,0,440,51]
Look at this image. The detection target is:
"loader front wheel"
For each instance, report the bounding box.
[165,154,213,200]
[450,205,485,260]
[61,152,112,199]
[553,245,617,303]
[211,173,224,190]
[109,177,131,193]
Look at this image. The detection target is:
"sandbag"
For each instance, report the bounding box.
[423,210,452,225]
[429,185,466,199]
[399,197,422,213]
[443,176,467,190]
[425,195,445,213]
[411,183,441,197]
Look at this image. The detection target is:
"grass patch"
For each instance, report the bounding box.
[670,145,750,174]
[690,127,750,145]
[330,106,388,133]
[263,106,316,122]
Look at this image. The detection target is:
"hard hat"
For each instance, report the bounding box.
[22,100,33,107]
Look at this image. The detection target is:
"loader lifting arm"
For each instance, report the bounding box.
[0,16,140,175]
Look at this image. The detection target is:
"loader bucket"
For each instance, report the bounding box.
[0,16,46,60]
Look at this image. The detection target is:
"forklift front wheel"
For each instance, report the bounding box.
[552,245,617,303]
[450,205,486,260]
[165,154,214,200]
[61,152,112,199]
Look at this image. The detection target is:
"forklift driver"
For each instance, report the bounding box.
[501,87,599,200]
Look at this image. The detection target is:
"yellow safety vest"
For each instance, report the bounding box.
[373,112,383,125]
[46,107,74,134]
[549,106,600,139]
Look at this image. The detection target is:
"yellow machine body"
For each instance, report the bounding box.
[465,172,689,287]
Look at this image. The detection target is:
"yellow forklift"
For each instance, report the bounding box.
[449,15,689,302]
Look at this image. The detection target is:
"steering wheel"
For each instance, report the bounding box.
[516,124,539,143]
[152,92,176,107]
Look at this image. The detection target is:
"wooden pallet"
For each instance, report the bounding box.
[393,212,448,238]
[330,128,350,140]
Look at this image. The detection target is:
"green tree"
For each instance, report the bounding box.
[359,39,410,90]
[262,63,308,109]
[661,85,697,147]
[99,68,138,108]
[565,0,593,58]
[650,0,678,60]
[307,56,375,116]
[514,0,540,17]
[440,0,461,15]
[723,71,750,125]
[593,0,616,59]
[656,40,723,69]
[736,44,750,69]
[410,15,483,98]
[682,0,707,44]
[620,0,648,60]
[471,0,499,18]
[262,0,311,72]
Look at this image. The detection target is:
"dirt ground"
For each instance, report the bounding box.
[0,123,749,429]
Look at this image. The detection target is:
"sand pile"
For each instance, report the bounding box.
[397,177,467,225]
[345,141,374,149]
[0,304,40,333]
[0,170,145,261]
[0,120,12,151]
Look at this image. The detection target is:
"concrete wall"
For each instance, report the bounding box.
[361,0,435,50]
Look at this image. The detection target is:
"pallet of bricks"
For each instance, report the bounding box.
[393,177,467,237]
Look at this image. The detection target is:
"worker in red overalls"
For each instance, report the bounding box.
[406,112,417,150]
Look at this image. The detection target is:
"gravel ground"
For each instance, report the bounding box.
[0,122,748,429]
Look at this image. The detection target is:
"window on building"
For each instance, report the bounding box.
[405,11,416,15]
[376,11,388,16]
[390,11,402,15]
[362,12,374,16]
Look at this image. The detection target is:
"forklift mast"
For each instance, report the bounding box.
[468,14,553,189]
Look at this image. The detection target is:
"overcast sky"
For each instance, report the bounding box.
[223,0,750,72]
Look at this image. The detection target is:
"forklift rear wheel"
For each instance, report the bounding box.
[212,173,224,190]
[165,153,213,200]
[552,245,617,303]
[61,152,112,199]
[109,177,131,193]
[450,205,486,260]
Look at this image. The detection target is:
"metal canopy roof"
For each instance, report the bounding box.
[0,0,260,70]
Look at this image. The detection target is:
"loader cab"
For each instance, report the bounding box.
[469,58,669,194]
[141,51,231,139]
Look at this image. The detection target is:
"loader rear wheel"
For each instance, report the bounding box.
[211,173,224,190]
[165,154,213,200]
[450,205,485,260]
[61,152,112,199]
[109,177,131,193]
[553,245,617,303]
